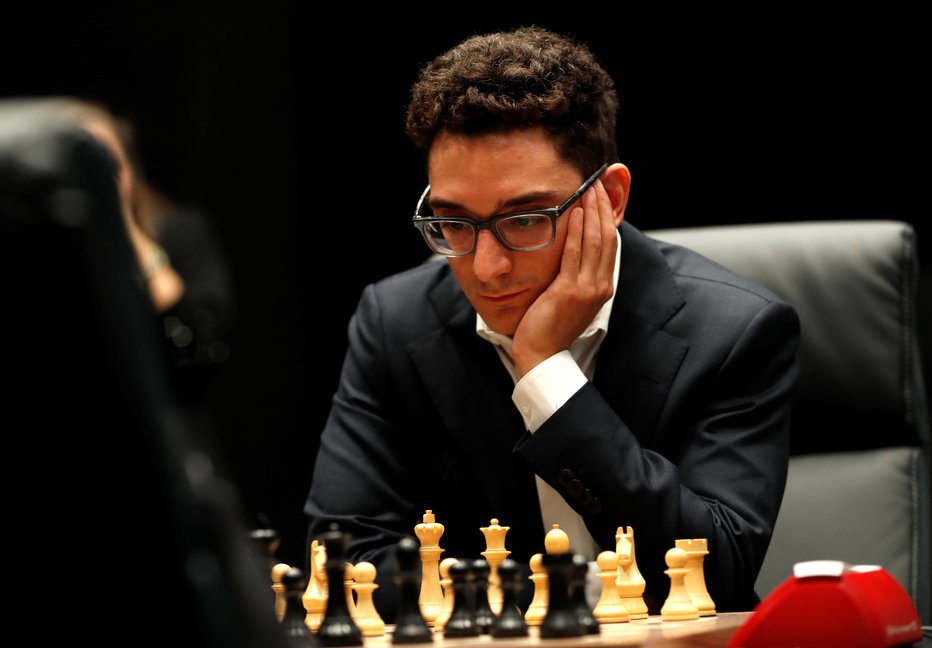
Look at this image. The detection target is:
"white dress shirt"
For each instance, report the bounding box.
[476,230,621,561]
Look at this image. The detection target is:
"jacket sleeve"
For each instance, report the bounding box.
[514,298,800,613]
[303,283,417,622]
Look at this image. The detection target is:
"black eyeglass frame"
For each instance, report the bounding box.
[412,162,609,257]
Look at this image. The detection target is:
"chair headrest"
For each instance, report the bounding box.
[648,221,928,453]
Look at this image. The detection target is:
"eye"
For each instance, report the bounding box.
[511,216,538,228]
[440,221,471,233]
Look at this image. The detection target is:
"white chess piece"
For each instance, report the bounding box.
[351,562,385,636]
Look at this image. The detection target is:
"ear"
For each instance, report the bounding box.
[601,163,632,228]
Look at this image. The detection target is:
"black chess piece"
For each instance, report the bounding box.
[490,558,528,638]
[471,558,495,634]
[281,567,319,647]
[443,560,480,638]
[392,536,433,644]
[571,553,600,634]
[316,525,363,646]
[250,524,281,607]
[539,552,584,638]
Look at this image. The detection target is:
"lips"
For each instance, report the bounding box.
[479,290,525,303]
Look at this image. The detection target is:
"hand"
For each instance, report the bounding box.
[511,178,618,378]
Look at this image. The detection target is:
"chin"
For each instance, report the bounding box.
[479,314,519,337]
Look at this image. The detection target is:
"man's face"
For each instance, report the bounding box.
[427,127,585,336]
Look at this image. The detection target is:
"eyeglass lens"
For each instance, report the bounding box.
[424,214,552,254]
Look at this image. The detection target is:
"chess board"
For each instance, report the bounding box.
[362,613,751,647]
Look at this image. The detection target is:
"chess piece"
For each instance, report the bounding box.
[317,526,363,646]
[303,539,328,631]
[414,509,445,625]
[251,525,282,608]
[660,547,699,621]
[544,523,570,555]
[344,562,357,616]
[615,525,648,619]
[490,558,528,637]
[392,536,433,644]
[472,558,495,634]
[524,553,548,626]
[592,551,629,623]
[433,557,459,633]
[444,560,480,638]
[272,562,292,622]
[571,553,600,634]
[281,567,319,647]
[480,518,511,615]
[675,538,716,616]
[351,562,385,636]
[539,551,584,637]
[250,525,282,572]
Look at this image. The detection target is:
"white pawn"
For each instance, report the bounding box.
[351,562,385,636]
[675,538,716,616]
[524,553,549,627]
[433,557,459,632]
[660,547,699,621]
[592,551,629,624]
[271,562,291,622]
[344,562,357,616]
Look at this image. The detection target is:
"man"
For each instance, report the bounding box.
[305,26,799,621]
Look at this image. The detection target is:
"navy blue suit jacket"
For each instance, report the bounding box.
[305,221,800,620]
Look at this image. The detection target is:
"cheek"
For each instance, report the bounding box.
[533,247,564,285]
[447,259,473,286]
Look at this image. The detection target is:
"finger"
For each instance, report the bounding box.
[577,182,607,280]
[594,179,619,280]
[559,204,585,277]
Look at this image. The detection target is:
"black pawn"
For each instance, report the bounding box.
[539,552,584,638]
[392,536,433,644]
[443,560,480,638]
[490,558,528,638]
[472,559,495,634]
[571,553,600,635]
[281,567,319,647]
[317,526,363,646]
[250,525,281,607]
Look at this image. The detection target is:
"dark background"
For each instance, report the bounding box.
[3,3,928,571]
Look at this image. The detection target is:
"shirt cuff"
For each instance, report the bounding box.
[513,350,587,432]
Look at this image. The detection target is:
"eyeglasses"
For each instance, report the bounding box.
[412,163,609,257]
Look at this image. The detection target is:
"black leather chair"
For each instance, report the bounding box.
[647,221,931,624]
[0,98,287,645]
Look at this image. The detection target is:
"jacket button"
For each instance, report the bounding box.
[586,498,602,515]
[567,479,583,497]
[557,469,574,486]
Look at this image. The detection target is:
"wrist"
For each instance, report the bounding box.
[143,243,170,280]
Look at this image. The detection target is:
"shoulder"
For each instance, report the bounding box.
[369,255,450,295]
[619,222,798,341]
[652,235,788,309]
[652,233,801,354]
[351,257,466,337]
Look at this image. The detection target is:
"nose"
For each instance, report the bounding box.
[472,228,512,282]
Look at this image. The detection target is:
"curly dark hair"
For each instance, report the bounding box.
[405,26,619,177]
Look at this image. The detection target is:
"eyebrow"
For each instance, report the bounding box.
[429,189,563,215]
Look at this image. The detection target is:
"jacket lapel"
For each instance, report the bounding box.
[407,272,535,521]
[594,223,689,444]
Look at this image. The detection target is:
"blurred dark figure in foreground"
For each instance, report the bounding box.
[112,110,238,449]
[40,97,237,451]
[0,97,283,645]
